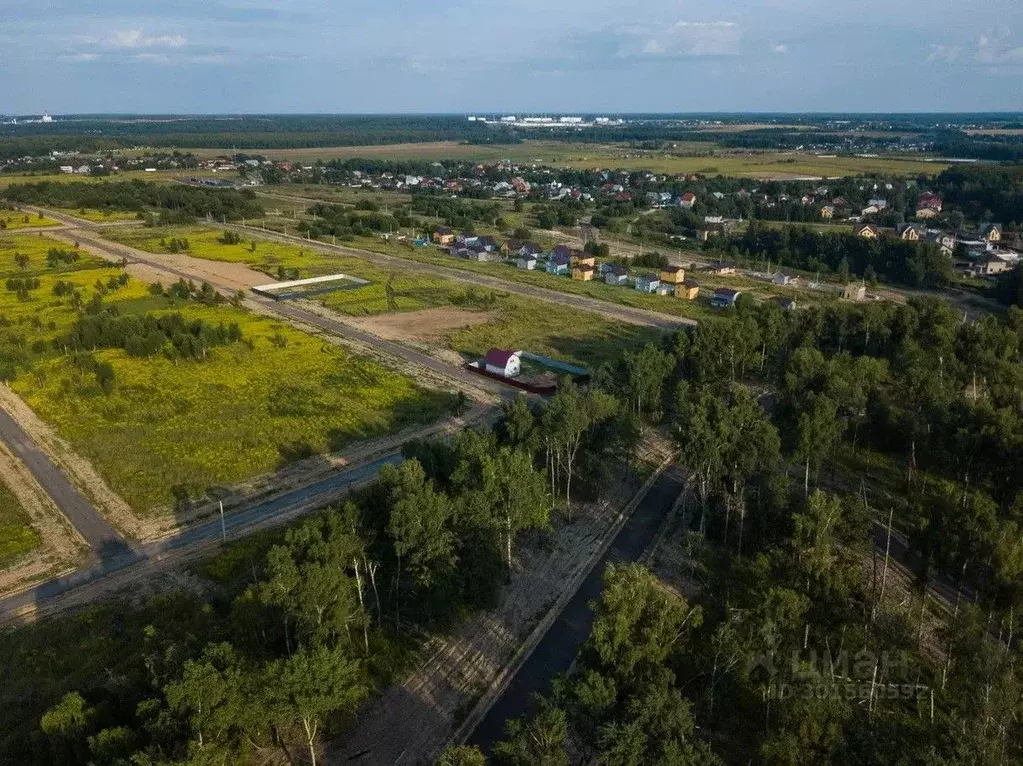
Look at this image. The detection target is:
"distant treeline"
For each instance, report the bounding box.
[1,180,263,221]
[0,116,512,159]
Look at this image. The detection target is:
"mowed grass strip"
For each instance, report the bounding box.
[0,234,453,515]
[0,481,41,568]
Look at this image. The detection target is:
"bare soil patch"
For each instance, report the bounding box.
[356,307,494,343]
[53,231,271,292]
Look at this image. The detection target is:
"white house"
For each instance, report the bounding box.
[484,348,521,378]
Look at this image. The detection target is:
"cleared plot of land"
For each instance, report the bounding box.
[0,232,454,520]
[0,210,59,230]
[105,226,665,368]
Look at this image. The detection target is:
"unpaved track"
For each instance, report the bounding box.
[65,227,515,401]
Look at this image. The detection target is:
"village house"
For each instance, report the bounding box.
[605,264,629,286]
[711,287,741,309]
[634,274,661,293]
[659,265,685,284]
[484,348,521,378]
[917,192,943,213]
[710,261,738,276]
[897,223,925,241]
[916,207,941,220]
[854,223,880,239]
[675,279,700,300]
[570,251,596,269]
[773,272,795,286]
[843,283,867,302]
[680,192,697,209]
[655,283,674,296]
[868,198,888,209]
[516,254,538,270]
[820,206,835,220]
[979,223,1003,243]
[546,253,570,276]
[970,253,1013,276]
[572,263,595,281]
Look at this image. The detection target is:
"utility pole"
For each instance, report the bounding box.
[219,501,227,542]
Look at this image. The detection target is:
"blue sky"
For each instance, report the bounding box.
[2,0,1022,114]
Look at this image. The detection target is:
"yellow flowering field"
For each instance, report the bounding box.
[0,234,108,279]
[0,234,453,516]
[0,210,59,230]
[105,225,474,316]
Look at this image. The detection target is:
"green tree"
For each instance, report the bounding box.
[493,694,569,766]
[266,644,368,766]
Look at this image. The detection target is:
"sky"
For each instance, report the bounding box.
[2,0,1023,114]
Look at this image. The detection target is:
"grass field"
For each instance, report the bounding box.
[0,233,108,278]
[0,233,454,515]
[0,169,233,188]
[181,141,948,178]
[0,210,59,230]
[61,208,142,223]
[0,481,40,569]
[104,225,663,367]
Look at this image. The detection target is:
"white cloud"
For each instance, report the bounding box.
[772,43,788,54]
[64,52,100,62]
[927,44,962,63]
[110,29,187,49]
[975,27,1023,63]
[622,21,741,58]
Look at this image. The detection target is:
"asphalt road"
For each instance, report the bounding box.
[467,467,685,753]
[0,404,122,553]
[0,452,403,619]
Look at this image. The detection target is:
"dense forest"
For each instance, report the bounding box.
[443,295,1023,765]
[1,181,263,222]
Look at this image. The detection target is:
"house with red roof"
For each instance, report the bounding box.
[484,348,521,378]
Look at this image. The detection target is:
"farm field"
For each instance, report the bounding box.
[183,141,948,177]
[0,232,454,517]
[103,225,662,367]
[0,480,40,569]
[0,210,59,230]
